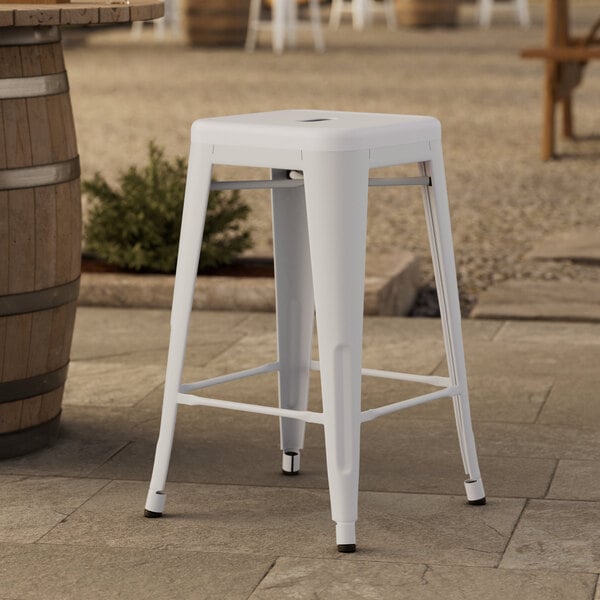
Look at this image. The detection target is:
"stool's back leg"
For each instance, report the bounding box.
[272,169,315,475]
[309,0,325,53]
[515,0,531,27]
[303,149,369,552]
[478,0,493,27]
[145,142,213,517]
[272,0,286,53]
[286,0,298,49]
[245,0,262,52]
[419,143,486,505]
[329,0,344,29]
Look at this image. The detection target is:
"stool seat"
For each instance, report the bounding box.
[145,109,486,553]
[192,110,441,152]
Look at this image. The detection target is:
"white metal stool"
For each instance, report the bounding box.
[329,0,396,31]
[246,0,325,53]
[144,110,486,553]
[478,0,530,27]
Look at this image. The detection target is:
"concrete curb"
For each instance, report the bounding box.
[78,252,421,316]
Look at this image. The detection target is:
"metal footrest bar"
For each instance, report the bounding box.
[361,386,459,423]
[180,362,280,393]
[211,180,303,191]
[310,360,450,388]
[177,393,324,424]
[210,176,430,192]
[368,176,431,187]
[177,361,455,426]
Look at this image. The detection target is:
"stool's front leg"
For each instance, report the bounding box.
[303,150,370,553]
[145,142,213,517]
[272,169,314,475]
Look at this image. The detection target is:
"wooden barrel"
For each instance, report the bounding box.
[395,0,459,26]
[0,27,81,458]
[184,0,251,47]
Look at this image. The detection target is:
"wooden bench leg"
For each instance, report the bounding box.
[562,96,573,138]
[542,60,556,160]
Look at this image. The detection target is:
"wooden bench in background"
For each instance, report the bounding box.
[522,0,600,159]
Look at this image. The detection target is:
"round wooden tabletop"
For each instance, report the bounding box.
[0,0,163,27]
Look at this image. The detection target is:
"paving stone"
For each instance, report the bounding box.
[0,542,273,600]
[361,418,556,498]
[64,360,166,408]
[41,480,524,567]
[502,499,600,573]
[232,312,277,334]
[495,320,600,346]
[362,316,503,343]
[397,372,552,424]
[462,339,600,380]
[0,437,127,478]
[537,376,600,428]
[249,557,597,600]
[476,421,600,460]
[60,405,154,442]
[547,460,600,501]
[0,477,108,543]
[89,410,331,489]
[471,280,600,322]
[526,229,600,264]
[65,339,238,408]
[71,307,171,360]
[71,307,249,360]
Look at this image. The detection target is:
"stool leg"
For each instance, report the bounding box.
[515,0,530,27]
[384,0,397,30]
[308,0,325,53]
[329,0,343,29]
[286,0,298,49]
[478,0,493,27]
[352,0,367,30]
[144,142,213,517]
[245,0,262,52]
[272,169,314,476]
[419,143,486,506]
[303,150,369,552]
[272,0,286,53]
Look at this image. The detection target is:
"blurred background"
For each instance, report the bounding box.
[65,0,600,314]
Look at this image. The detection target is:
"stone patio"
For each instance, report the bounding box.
[1,307,600,598]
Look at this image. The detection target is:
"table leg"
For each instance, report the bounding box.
[0,26,81,457]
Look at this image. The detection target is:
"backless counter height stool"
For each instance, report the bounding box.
[144,110,486,553]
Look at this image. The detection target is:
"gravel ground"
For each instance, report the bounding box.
[64,3,600,313]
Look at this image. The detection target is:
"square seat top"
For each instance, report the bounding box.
[191,110,441,152]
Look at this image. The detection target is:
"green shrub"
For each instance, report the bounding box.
[83,142,252,273]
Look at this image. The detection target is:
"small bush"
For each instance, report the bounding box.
[83,142,252,273]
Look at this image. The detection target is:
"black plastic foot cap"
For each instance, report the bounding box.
[337,544,356,553]
[468,497,487,506]
[144,509,163,518]
[281,469,299,476]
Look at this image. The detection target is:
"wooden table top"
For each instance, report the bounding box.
[0,0,163,27]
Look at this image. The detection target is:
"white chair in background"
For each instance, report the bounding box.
[329,0,396,31]
[246,0,325,53]
[478,0,531,28]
